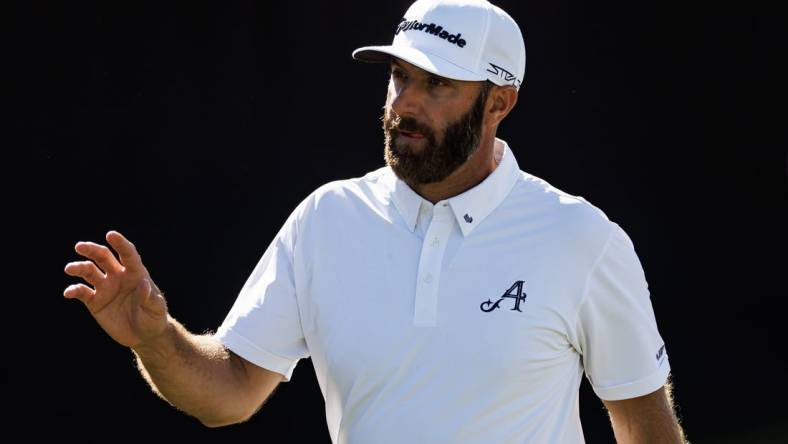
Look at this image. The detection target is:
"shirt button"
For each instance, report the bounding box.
[431,237,439,247]
[423,273,433,284]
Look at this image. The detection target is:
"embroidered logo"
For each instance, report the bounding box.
[395,18,467,48]
[480,280,527,312]
[486,63,521,89]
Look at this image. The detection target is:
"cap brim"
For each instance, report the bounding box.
[352,45,486,82]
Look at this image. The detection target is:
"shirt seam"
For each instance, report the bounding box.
[290,195,314,351]
[575,222,617,322]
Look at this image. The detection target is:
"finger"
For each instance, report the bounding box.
[106,231,144,271]
[74,242,122,274]
[64,283,95,304]
[64,261,106,286]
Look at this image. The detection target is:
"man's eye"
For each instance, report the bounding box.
[428,76,448,87]
[390,69,405,79]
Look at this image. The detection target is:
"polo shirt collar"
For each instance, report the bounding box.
[384,138,521,237]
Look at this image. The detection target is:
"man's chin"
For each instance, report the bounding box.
[385,148,420,183]
[394,135,431,155]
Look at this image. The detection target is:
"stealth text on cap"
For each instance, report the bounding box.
[395,18,467,48]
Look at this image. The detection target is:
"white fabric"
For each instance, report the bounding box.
[216,138,670,443]
[353,0,526,90]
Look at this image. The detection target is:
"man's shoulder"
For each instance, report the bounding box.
[513,171,609,220]
[309,166,389,199]
[506,170,615,242]
[294,166,391,217]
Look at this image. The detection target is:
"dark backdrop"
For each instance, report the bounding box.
[11,0,785,442]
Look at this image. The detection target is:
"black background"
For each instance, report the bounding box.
[11,0,785,442]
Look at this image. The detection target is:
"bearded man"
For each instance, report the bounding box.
[64,1,685,442]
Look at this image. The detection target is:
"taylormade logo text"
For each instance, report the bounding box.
[395,18,467,48]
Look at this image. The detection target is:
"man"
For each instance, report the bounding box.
[63,0,685,442]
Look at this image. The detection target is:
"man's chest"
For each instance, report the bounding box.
[296,221,584,391]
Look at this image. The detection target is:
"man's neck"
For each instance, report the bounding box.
[411,136,500,204]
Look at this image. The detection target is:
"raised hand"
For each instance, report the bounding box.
[64,231,169,348]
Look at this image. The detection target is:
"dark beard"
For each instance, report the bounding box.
[382,84,489,186]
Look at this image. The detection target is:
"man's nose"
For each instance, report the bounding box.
[389,81,426,119]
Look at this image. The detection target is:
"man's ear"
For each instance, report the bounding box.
[487,86,518,126]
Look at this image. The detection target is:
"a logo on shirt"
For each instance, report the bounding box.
[480,280,527,312]
[656,344,666,363]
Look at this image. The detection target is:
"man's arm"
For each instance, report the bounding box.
[602,382,686,444]
[64,230,282,426]
[132,317,283,427]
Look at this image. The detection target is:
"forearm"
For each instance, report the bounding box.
[608,404,685,444]
[605,384,686,444]
[132,316,253,426]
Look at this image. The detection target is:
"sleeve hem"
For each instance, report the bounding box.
[215,327,299,382]
[591,359,671,401]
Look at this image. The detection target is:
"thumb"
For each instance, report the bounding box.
[135,278,168,318]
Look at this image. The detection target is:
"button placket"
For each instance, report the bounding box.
[413,204,453,326]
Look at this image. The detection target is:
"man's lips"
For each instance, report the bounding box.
[397,129,425,139]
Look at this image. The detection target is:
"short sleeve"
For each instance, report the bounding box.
[576,223,670,401]
[215,205,309,381]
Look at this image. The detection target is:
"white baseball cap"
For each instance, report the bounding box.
[353,0,526,90]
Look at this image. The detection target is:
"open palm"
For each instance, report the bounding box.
[64,231,168,348]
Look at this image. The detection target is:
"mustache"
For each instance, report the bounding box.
[384,113,434,137]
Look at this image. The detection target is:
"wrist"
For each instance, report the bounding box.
[131,315,176,363]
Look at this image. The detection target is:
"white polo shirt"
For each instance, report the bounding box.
[216,138,670,443]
